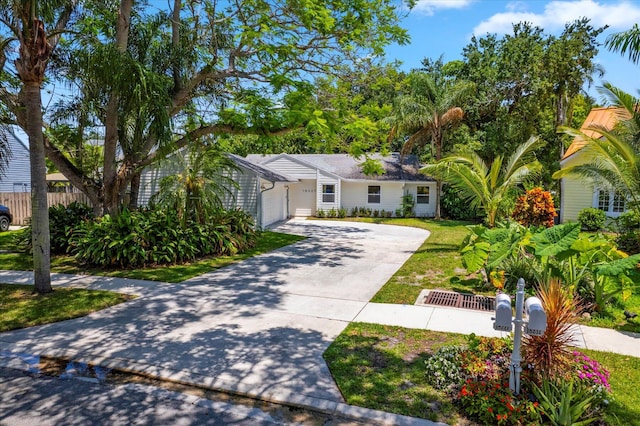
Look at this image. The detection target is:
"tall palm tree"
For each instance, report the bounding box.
[606,24,640,66]
[1,0,76,293]
[387,71,472,219]
[421,136,544,227]
[553,84,640,215]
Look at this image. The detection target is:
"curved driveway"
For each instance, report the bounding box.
[0,220,429,412]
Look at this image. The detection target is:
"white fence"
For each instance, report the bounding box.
[0,192,91,225]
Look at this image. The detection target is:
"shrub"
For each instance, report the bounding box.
[337,208,347,218]
[441,184,480,220]
[424,345,465,390]
[15,202,94,254]
[577,208,606,231]
[531,378,599,425]
[316,209,325,218]
[71,207,256,268]
[328,208,337,218]
[523,279,581,379]
[511,187,556,228]
[615,230,640,254]
[615,210,640,231]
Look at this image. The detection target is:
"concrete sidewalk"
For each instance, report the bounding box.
[1,219,639,424]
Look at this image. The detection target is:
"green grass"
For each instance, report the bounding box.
[324,322,640,425]
[324,323,467,424]
[0,231,305,282]
[0,284,133,332]
[0,230,19,250]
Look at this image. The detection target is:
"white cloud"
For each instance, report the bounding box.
[414,0,475,16]
[473,1,640,36]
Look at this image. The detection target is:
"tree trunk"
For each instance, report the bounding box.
[128,171,141,209]
[24,82,52,294]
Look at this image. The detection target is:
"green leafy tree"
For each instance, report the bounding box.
[422,136,544,227]
[0,0,76,293]
[30,0,413,214]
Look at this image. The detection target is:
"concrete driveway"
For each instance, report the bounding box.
[0,220,429,411]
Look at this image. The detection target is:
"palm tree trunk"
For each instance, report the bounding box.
[24,82,52,294]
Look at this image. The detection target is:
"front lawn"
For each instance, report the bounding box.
[325,322,640,425]
[0,284,134,332]
[0,231,305,283]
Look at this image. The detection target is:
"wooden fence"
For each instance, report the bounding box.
[0,192,91,225]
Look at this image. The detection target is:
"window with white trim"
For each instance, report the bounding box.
[417,186,430,204]
[322,184,335,203]
[595,188,627,215]
[368,185,381,204]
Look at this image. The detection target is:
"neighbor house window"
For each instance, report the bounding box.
[368,185,381,203]
[322,184,335,203]
[613,191,626,213]
[597,190,610,211]
[417,186,430,204]
[595,188,627,215]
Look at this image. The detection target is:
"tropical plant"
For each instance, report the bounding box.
[523,279,580,379]
[512,187,557,228]
[151,145,238,226]
[461,222,640,311]
[386,69,474,218]
[422,136,544,227]
[577,208,606,231]
[531,378,598,426]
[606,23,640,65]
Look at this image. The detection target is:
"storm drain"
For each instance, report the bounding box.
[422,290,495,312]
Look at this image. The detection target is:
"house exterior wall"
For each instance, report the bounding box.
[260,180,289,227]
[559,154,596,223]
[316,172,340,212]
[341,181,405,214]
[289,178,316,216]
[404,182,437,217]
[0,131,30,192]
[264,156,317,179]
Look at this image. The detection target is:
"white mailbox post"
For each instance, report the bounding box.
[492,278,547,395]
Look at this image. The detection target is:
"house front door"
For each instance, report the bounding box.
[289,179,316,217]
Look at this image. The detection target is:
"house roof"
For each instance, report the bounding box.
[245,153,433,182]
[227,153,298,183]
[562,107,631,160]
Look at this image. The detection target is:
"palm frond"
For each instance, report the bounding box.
[605,24,640,65]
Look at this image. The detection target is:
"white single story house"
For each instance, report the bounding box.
[138,152,436,228]
[558,107,631,223]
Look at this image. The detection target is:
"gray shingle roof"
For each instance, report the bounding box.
[245,153,433,182]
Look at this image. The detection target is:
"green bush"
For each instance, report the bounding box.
[616,211,640,231]
[615,230,640,254]
[577,208,606,231]
[337,208,347,218]
[316,209,325,218]
[71,208,256,268]
[440,185,480,220]
[15,202,94,254]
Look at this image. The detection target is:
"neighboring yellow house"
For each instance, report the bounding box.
[558,107,631,223]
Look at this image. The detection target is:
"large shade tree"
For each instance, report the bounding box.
[8,0,413,215]
[0,0,76,293]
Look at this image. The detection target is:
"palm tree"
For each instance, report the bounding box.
[387,71,472,219]
[606,24,640,65]
[0,0,76,293]
[421,136,544,227]
[553,84,640,215]
[151,144,239,226]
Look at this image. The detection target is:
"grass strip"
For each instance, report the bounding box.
[0,284,133,332]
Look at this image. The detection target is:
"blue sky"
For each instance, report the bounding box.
[386,0,640,101]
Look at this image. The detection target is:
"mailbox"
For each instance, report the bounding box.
[493,293,513,332]
[525,296,547,336]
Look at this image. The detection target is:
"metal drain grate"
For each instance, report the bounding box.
[423,291,495,312]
